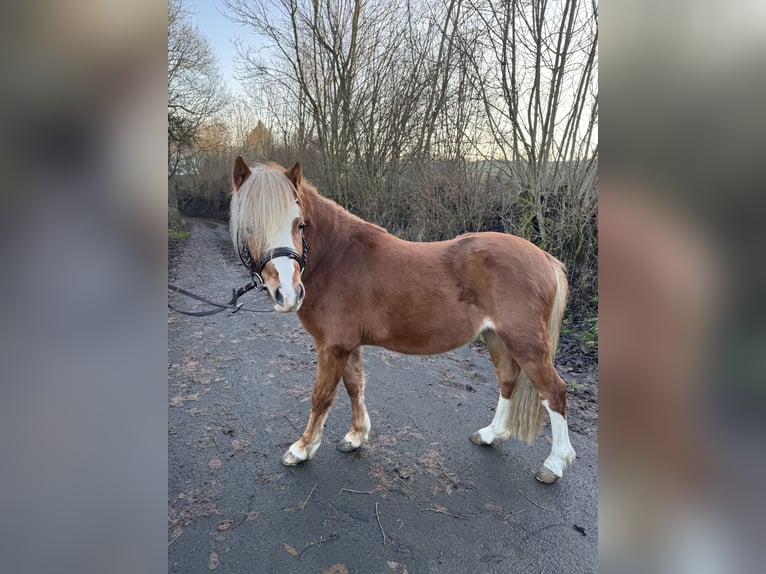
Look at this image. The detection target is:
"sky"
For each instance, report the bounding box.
[189,0,245,97]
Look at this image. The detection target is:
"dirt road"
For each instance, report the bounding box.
[168,218,598,573]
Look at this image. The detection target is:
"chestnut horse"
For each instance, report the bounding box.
[230,158,575,483]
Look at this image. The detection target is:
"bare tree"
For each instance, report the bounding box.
[456,0,597,302]
[217,0,598,307]
[168,0,228,178]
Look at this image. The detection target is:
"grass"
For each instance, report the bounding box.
[562,296,598,348]
[566,380,582,390]
[579,317,598,348]
[168,228,190,240]
[168,205,190,240]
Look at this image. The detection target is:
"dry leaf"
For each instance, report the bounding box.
[208,459,222,470]
[217,519,233,531]
[208,552,219,570]
[246,511,260,521]
[170,395,184,407]
[387,561,409,574]
[283,543,298,556]
[483,502,504,512]
[231,439,241,450]
[322,564,349,574]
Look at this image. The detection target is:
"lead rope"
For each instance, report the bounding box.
[167,279,272,316]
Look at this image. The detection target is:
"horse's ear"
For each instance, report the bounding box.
[232,156,251,190]
[285,162,302,190]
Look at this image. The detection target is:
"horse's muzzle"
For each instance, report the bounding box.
[273,283,305,313]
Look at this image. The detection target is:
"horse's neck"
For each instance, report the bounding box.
[304,189,354,249]
[302,188,380,277]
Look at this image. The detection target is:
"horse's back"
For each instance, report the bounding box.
[299,227,560,353]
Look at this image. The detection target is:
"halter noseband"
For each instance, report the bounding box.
[237,219,309,288]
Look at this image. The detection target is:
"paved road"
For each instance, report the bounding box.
[168,218,598,573]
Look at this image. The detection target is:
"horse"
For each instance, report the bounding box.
[229,157,576,483]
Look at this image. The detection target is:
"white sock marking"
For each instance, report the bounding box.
[542,399,575,477]
[288,443,306,461]
[477,396,512,443]
[478,318,496,337]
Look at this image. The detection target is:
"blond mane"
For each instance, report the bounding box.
[230,164,296,257]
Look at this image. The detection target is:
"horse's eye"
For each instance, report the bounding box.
[298,222,305,230]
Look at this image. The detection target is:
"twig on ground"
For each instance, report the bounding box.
[283,415,301,433]
[297,533,339,557]
[420,507,465,520]
[457,462,474,475]
[338,488,373,495]
[168,530,183,546]
[503,509,527,521]
[519,490,552,511]
[297,483,318,510]
[375,502,386,545]
[522,523,571,542]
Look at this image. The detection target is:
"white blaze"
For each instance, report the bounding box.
[268,201,302,310]
[272,257,298,306]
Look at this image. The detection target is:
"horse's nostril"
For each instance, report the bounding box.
[297,284,305,300]
[274,287,285,306]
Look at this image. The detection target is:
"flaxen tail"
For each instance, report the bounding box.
[506,257,569,444]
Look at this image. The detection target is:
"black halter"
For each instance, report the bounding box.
[237,223,309,287]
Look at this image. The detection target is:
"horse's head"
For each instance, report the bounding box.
[230,157,307,313]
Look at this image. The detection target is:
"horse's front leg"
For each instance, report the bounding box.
[281,345,349,466]
[337,347,371,453]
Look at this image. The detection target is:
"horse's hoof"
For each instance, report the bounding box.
[281,450,304,466]
[535,466,560,484]
[336,440,359,453]
[470,431,490,446]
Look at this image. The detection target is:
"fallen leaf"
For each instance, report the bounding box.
[231,439,241,450]
[322,564,349,574]
[217,519,233,531]
[208,459,222,470]
[387,561,409,574]
[483,502,504,512]
[170,395,184,407]
[208,552,219,570]
[186,392,200,401]
[283,543,298,556]
[246,511,260,521]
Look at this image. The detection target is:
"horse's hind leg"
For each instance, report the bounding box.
[514,354,576,484]
[471,326,576,483]
[282,345,349,466]
[337,346,371,453]
[470,328,521,445]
